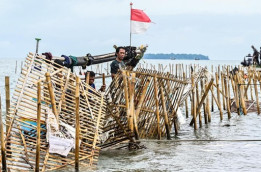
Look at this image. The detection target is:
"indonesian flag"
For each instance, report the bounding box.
[131,9,151,34]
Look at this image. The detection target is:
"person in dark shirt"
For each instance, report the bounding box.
[110,47,126,79]
[85,71,106,92]
[251,45,259,65]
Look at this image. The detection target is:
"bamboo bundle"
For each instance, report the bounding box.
[4,53,106,171]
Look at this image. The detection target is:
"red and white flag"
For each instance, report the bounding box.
[131,9,151,34]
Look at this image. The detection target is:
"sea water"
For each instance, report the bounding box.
[1,58,261,172]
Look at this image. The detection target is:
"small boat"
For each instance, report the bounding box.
[195,57,200,60]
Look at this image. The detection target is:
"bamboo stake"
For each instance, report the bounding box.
[5,76,10,130]
[35,81,41,172]
[128,73,135,133]
[122,71,130,131]
[0,93,7,171]
[211,65,214,112]
[183,72,189,118]
[254,74,260,115]
[153,75,161,139]
[191,73,197,129]
[45,72,59,122]
[224,76,231,119]
[237,73,247,115]
[75,76,80,172]
[85,72,90,89]
[205,82,211,122]
[216,72,223,120]
[196,82,202,127]
[5,76,11,158]
[160,86,171,140]
[221,73,226,110]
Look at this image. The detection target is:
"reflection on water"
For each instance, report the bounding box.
[1,59,261,171]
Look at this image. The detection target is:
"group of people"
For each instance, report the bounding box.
[85,47,126,92]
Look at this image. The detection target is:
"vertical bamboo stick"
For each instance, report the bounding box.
[5,76,10,130]
[191,74,197,130]
[221,73,226,110]
[254,74,260,115]
[45,72,59,122]
[211,65,214,112]
[237,73,247,115]
[224,76,231,119]
[201,79,208,124]
[205,82,211,122]
[0,93,7,172]
[5,76,11,158]
[183,72,189,118]
[216,72,223,120]
[85,72,90,88]
[160,87,171,140]
[75,76,80,172]
[128,73,135,133]
[122,71,130,130]
[233,74,240,115]
[196,82,202,127]
[153,75,161,139]
[35,81,41,172]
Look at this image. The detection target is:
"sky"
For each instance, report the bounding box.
[0,0,261,60]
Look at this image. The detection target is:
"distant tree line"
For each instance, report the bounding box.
[143,53,209,60]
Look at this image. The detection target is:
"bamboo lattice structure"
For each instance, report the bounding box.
[102,67,209,149]
[4,53,106,171]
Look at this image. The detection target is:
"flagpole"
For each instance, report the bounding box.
[130,2,133,47]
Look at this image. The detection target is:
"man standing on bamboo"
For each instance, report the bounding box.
[111,47,126,79]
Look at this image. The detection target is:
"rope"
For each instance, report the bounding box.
[141,139,261,142]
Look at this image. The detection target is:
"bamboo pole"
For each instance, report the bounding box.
[201,79,208,124]
[254,74,260,115]
[237,73,247,115]
[196,82,202,127]
[205,82,211,122]
[160,87,171,140]
[5,76,11,158]
[216,72,223,120]
[153,75,161,139]
[211,65,214,112]
[128,73,135,133]
[191,73,197,129]
[5,76,10,130]
[75,76,80,172]
[0,93,7,171]
[35,82,41,172]
[224,76,231,119]
[122,71,130,131]
[45,72,59,122]
[183,72,189,118]
[85,72,90,88]
[221,73,226,110]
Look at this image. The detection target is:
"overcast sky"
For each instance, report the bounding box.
[1,0,261,60]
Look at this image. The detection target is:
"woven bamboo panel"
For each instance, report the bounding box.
[5,53,106,171]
